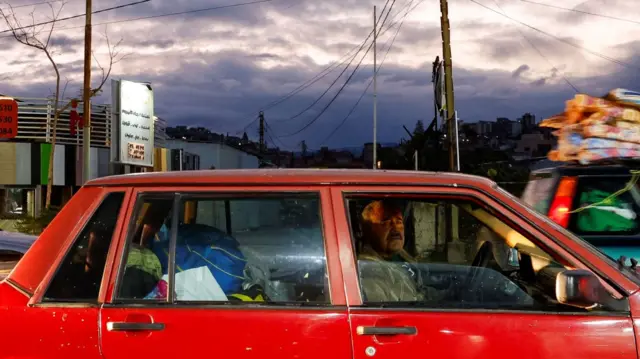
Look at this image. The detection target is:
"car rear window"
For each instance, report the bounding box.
[521,172,555,215]
[570,176,640,235]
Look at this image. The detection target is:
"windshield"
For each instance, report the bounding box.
[495,184,640,286]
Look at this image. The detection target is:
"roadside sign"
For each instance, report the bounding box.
[0,98,18,139]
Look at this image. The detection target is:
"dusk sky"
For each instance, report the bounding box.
[1,0,638,150]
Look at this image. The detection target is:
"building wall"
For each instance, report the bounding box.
[164,140,259,169]
[0,143,110,186]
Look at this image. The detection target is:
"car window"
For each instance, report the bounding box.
[346,195,616,311]
[570,176,640,235]
[116,193,329,305]
[43,192,125,302]
[521,172,555,215]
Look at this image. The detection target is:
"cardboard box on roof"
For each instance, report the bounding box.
[541,88,640,165]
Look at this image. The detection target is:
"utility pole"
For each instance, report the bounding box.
[258,111,265,154]
[439,0,456,172]
[372,5,378,170]
[82,0,92,183]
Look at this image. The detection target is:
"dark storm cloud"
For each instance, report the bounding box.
[512,64,529,78]
[10,40,640,150]
[481,30,582,64]
[2,0,640,150]
[49,34,83,53]
[97,0,276,27]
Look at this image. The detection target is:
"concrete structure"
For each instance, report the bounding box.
[165,139,259,170]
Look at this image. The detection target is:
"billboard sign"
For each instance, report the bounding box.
[111,79,154,167]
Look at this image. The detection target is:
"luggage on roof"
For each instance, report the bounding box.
[541,88,640,165]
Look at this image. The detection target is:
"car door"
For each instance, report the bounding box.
[330,185,638,359]
[6,188,131,359]
[99,186,352,359]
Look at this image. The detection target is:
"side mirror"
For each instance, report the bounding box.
[556,269,605,309]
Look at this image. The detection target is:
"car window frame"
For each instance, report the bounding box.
[329,185,631,312]
[31,187,132,307]
[104,185,347,308]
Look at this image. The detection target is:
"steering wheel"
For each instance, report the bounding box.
[458,241,494,301]
[471,241,493,268]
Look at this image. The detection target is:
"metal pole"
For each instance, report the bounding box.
[82,0,92,183]
[455,111,460,171]
[372,5,378,170]
[414,150,418,171]
[258,111,265,154]
[439,0,456,172]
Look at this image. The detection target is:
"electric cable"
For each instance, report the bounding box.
[489,0,579,93]
[520,0,640,25]
[471,0,640,70]
[319,0,421,145]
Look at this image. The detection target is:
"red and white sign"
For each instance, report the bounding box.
[0,98,18,139]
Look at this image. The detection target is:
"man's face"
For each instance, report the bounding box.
[362,201,405,257]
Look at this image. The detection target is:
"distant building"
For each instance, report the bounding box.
[515,133,555,158]
[164,139,260,170]
[519,113,536,134]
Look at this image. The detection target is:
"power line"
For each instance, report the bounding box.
[0,0,278,40]
[0,0,151,34]
[271,0,392,124]
[320,0,421,146]
[275,0,401,139]
[470,0,640,71]
[235,0,417,132]
[276,40,374,138]
[489,0,579,93]
[264,119,289,149]
[520,0,640,25]
[1,0,70,10]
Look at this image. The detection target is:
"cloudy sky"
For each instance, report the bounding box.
[0,0,638,150]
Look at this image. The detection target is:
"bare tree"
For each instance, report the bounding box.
[0,2,125,210]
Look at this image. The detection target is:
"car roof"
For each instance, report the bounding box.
[86,169,497,188]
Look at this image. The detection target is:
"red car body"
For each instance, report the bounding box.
[0,169,639,359]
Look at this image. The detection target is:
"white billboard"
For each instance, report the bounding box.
[111,79,155,167]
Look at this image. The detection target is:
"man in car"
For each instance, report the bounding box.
[357,200,424,302]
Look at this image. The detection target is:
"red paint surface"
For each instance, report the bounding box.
[349,310,636,359]
[100,307,352,359]
[0,170,639,358]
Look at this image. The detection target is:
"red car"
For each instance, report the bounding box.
[1,169,639,359]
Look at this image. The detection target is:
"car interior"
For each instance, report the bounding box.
[346,197,607,311]
[118,196,330,304]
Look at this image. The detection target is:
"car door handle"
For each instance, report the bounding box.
[106,322,165,332]
[356,326,417,336]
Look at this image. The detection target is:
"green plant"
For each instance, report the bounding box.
[14,208,60,235]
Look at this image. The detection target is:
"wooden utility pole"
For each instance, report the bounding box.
[82,0,92,183]
[439,0,456,172]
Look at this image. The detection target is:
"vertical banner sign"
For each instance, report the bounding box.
[0,98,18,139]
[111,79,154,167]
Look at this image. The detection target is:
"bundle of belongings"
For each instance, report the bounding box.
[121,222,269,303]
[541,88,640,164]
